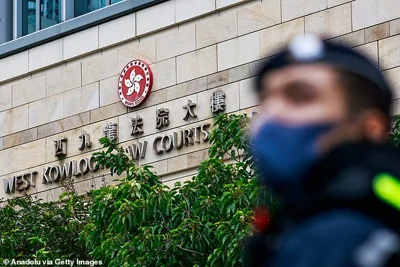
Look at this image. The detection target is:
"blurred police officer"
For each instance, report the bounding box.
[248,35,400,267]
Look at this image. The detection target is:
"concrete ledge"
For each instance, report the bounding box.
[0,0,166,59]
[0,0,251,83]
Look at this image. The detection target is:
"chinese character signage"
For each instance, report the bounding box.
[182,100,197,121]
[211,90,226,113]
[54,138,67,157]
[156,108,170,130]
[79,132,92,151]
[131,115,144,136]
[2,59,258,196]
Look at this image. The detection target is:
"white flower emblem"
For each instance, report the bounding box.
[124,69,144,96]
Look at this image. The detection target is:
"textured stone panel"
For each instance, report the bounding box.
[352,0,400,30]
[239,77,258,109]
[100,75,120,107]
[0,84,12,112]
[3,128,37,149]
[228,64,250,83]
[130,88,167,109]
[393,98,400,115]
[91,102,127,123]
[117,36,156,67]
[340,30,365,48]
[365,23,389,43]
[177,46,217,83]
[187,149,208,168]
[383,67,400,99]
[46,62,82,97]
[185,78,207,95]
[63,26,98,60]
[216,0,249,9]
[63,83,99,117]
[378,35,400,70]
[249,58,268,76]
[0,51,28,82]
[151,58,177,91]
[175,0,215,23]
[195,10,237,49]
[156,24,195,62]
[218,32,260,71]
[29,94,64,127]
[260,18,304,58]
[149,160,168,176]
[99,13,136,48]
[305,4,352,38]
[0,105,29,137]
[328,0,352,7]
[137,1,175,35]
[237,0,281,35]
[11,139,46,176]
[82,50,118,86]
[390,19,400,36]
[29,39,63,71]
[327,36,341,45]
[353,42,378,67]
[167,155,188,173]
[37,112,90,139]
[166,78,207,101]
[206,71,228,89]
[197,83,240,120]
[13,75,46,107]
[282,0,326,21]
[166,84,186,102]
[0,151,12,176]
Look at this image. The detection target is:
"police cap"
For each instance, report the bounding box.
[256,35,392,115]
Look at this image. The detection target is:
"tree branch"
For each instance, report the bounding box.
[177,245,206,256]
[183,195,191,217]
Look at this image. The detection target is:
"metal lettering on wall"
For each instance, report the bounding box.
[2,89,235,195]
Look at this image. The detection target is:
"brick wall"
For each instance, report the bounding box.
[1,0,400,202]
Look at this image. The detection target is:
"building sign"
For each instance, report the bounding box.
[2,122,210,195]
[2,60,242,196]
[118,59,153,108]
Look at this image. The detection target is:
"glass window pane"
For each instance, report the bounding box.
[22,0,37,36]
[111,0,124,3]
[75,0,106,17]
[40,0,61,30]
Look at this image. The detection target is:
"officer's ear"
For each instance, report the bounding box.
[357,109,391,143]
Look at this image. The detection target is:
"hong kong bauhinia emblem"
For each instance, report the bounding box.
[118,59,153,108]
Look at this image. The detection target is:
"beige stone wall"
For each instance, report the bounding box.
[1,0,400,202]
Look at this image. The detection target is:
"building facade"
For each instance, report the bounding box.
[1,0,400,202]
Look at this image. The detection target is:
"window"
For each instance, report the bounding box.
[74,0,106,17]
[22,0,36,36]
[40,0,61,30]
[21,0,61,36]
[12,0,128,39]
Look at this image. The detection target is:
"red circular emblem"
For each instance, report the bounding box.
[118,60,153,108]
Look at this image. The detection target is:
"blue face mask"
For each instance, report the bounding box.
[251,122,333,191]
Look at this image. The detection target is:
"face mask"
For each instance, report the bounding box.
[251,122,333,191]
